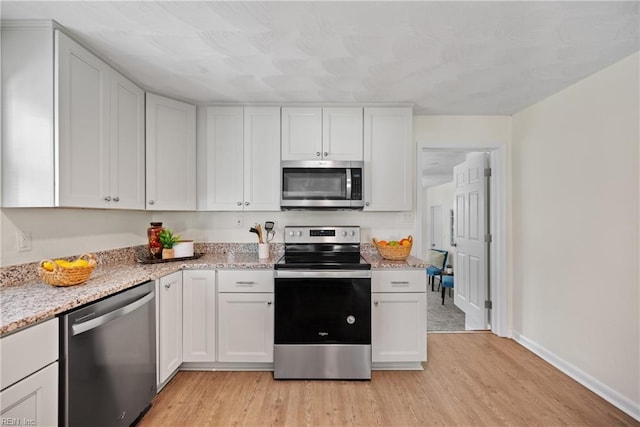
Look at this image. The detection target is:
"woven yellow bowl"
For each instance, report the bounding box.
[39,253,96,287]
[372,235,413,261]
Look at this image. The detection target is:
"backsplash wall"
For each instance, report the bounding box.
[0,207,416,267]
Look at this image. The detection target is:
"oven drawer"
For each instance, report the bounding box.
[372,269,425,293]
[217,270,274,293]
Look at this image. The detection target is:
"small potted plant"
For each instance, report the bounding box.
[158,228,181,259]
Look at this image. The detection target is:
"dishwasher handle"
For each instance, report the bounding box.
[72,291,154,336]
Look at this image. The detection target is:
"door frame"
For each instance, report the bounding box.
[416,144,509,337]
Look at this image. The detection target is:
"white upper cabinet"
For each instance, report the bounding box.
[109,70,145,209]
[1,24,145,209]
[146,93,197,211]
[56,30,111,208]
[243,107,281,211]
[322,107,364,161]
[281,107,363,161]
[363,107,413,211]
[198,106,280,211]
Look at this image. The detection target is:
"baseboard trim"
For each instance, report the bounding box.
[512,331,640,421]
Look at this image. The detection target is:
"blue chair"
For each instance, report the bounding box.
[441,275,454,305]
[425,249,448,291]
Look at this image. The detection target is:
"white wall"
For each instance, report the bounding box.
[511,53,639,415]
[423,181,455,262]
[0,208,150,266]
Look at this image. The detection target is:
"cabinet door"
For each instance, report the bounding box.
[281,107,322,160]
[217,293,274,363]
[146,93,196,210]
[158,272,183,384]
[182,270,216,363]
[363,107,413,211]
[201,107,244,210]
[371,292,426,362]
[0,362,57,427]
[322,107,363,161]
[56,30,111,208]
[244,107,281,211]
[110,70,145,210]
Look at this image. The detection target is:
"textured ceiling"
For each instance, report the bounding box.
[1,1,638,114]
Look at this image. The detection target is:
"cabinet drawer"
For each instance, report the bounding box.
[217,270,274,293]
[1,318,58,390]
[372,269,426,293]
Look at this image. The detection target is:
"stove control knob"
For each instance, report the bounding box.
[288,231,295,237]
[346,315,356,325]
[349,231,356,237]
[296,231,302,237]
[342,231,348,237]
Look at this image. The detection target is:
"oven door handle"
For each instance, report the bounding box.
[274,270,371,279]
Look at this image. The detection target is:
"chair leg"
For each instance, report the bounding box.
[441,286,445,305]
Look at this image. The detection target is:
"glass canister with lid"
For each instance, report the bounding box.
[147,222,164,259]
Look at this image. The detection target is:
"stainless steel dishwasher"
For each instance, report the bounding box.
[60,281,156,427]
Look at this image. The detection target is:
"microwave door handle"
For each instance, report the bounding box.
[346,168,352,199]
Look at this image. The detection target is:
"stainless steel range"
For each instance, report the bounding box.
[273,226,372,380]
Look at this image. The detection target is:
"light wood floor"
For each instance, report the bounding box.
[139,333,637,426]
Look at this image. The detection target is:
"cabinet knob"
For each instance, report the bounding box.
[245,202,249,206]
[113,197,119,202]
[267,301,272,306]
[164,283,171,289]
[315,152,321,157]
[148,200,155,205]
[237,201,242,206]
[323,152,328,157]
[374,300,379,306]
[104,196,111,202]
[365,202,370,206]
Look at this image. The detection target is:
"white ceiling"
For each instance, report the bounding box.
[2,1,638,115]
[421,150,470,188]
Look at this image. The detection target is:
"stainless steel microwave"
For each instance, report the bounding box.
[281,160,364,209]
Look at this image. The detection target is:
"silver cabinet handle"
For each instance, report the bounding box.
[323,152,328,157]
[164,283,171,288]
[267,301,272,306]
[315,152,321,157]
[237,201,242,206]
[72,291,154,336]
[113,197,119,202]
[148,200,155,205]
[374,300,379,306]
[391,281,410,287]
[245,202,249,206]
[235,281,255,286]
[104,196,111,202]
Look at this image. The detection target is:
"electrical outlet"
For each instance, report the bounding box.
[16,230,32,252]
[234,216,243,228]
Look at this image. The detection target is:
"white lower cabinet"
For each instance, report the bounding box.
[0,363,58,427]
[157,271,183,386]
[217,270,274,363]
[182,270,216,362]
[0,318,59,427]
[371,270,427,365]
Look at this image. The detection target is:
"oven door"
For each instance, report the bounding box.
[274,270,371,345]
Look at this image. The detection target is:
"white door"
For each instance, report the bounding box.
[158,272,183,384]
[217,293,274,363]
[56,30,110,208]
[182,270,216,363]
[429,205,443,250]
[244,107,281,211]
[322,107,363,160]
[110,70,145,210]
[146,93,196,210]
[453,153,489,330]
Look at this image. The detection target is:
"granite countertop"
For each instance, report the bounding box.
[0,247,427,337]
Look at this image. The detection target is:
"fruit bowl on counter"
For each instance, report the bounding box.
[372,235,413,261]
[39,253,97,286]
